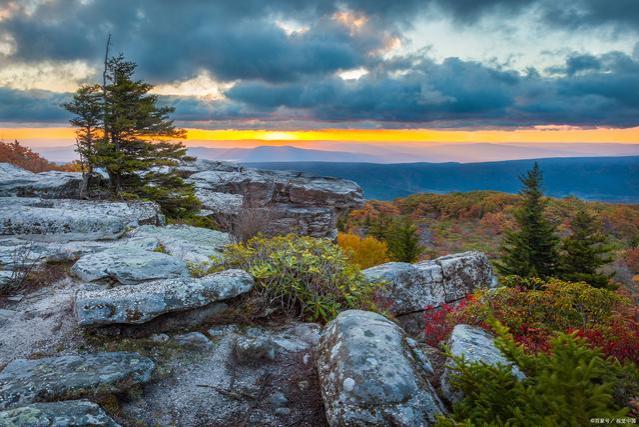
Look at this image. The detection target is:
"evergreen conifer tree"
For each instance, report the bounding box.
[496,163,559,278]
[560,209,613,288]
[63,84,102,197]
[64,53,199,217]
[386,216,423,263]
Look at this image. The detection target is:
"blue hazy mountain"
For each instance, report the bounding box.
[247,156,639,203]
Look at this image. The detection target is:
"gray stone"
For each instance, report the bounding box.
[317,310,445,427]
[117,322,325,426]
[130,224,231,269]
[184,160,364,239]
[173,332,214,351]
[440,324,525,403]
[0,198,163,242]
[71,245,189,285]
[0,163,82,199]
[74,269,253,326]
[0,400,120,426]
[0,352,155,410]
[363,251,496,316]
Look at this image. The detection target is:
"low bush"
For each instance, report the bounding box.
[219,234,383,322]
[425,278,639,364]
[437,322,638,426]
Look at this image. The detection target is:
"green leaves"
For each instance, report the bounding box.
[221,234,384,323]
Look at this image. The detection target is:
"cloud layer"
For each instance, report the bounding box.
[0,0,638,128]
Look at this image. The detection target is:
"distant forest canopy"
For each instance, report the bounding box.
[249,156,639,203]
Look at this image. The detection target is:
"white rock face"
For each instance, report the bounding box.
[184,160,364,238]
[317,310,445,427]
[74,269,253,326]
[0,162,83,198]
[363,251,496,316]
[130,224,231,269]
[440,324,525,403]
[71,243,189,285]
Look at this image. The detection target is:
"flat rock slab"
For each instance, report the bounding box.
[130,224,231,269]
[363,251,496,316]
[0,163,82,198]
[440,324,525,403]
[0,400,120,426]
[74,269,253,326]
[71,244,188,285]
[0,206,126,241]
[317,310,444,427]
[0,352,155,410]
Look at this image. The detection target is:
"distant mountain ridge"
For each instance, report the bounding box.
[247,156,639,203]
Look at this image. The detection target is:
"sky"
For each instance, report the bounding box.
[1,0,639,154]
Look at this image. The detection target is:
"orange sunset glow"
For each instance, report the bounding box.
[3,126,639,148]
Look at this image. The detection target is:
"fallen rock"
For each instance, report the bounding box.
[71,244,189,285]
[184,160,363,238]
[0,400,120,426]
[440,324,525,403]
[364,251,496,316]
[130,224,231,269]
[74,269,253,326]
[0,352,155,410]
[0,163,82,198]
[317,310,444,426]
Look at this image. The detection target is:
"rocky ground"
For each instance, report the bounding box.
[0,161,515,426]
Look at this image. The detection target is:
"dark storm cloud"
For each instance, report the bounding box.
[213,51,639,128]
[0,88,70,122]
[1,0,639,127]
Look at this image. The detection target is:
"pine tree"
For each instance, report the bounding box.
[560,209,613,288]
[496,163,559,279]
[64,52,199,218]
[386,216,423,263]
[63,84,102,197]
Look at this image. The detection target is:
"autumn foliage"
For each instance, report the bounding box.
[337,232,390,269]
[0,140,63,172]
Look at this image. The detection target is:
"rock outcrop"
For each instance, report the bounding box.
[0,163,83,198]
[0,352,155,410]
[0,400,120,426]
[317,310,445,426]
[74,269,253,326]
[184,160,364,239]
[363,251,496,334]
[440,324,525,403]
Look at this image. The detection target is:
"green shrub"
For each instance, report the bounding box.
[437,322,635,426]
[219,234,383,322]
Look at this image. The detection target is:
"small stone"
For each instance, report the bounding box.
[6,295,23,303]
[275,407,291,416]
[173,332,214,351]
[269,391,288,407]
[150,333,170,343]
[234,335,276,364]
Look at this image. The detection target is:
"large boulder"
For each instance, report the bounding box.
[129,224,231,269]
[0,352,155,410]
[440,324,525,403]
[71,244,189,285]
[184,160,364,238]
[317,310,445,426]
[74,269,253,326]
[363,251,496,334]
[0,163,82,198]
[0,400,119,426]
